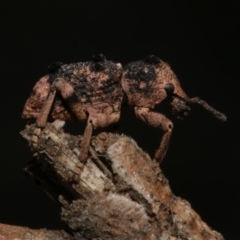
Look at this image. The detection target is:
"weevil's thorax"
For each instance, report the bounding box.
[122,55,182,108]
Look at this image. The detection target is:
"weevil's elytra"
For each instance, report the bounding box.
[51,59,123,106]
[23,55,123,121]
[22,54,226,163]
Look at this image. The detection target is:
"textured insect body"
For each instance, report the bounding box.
[22,54,226,163]
[23,55,122,120]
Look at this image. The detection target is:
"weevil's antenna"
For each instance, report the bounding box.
[189,97,227,121]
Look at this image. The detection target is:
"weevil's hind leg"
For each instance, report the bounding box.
[135,107,173,164]
[36,89,56,127]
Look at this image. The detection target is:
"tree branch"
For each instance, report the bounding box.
[18,120,225,239]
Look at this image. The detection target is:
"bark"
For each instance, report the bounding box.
[17,120,225,240]
[0,223,72,240]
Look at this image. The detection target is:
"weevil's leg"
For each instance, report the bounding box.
[79,119,93,161]
[135,107,173,164]
[36,89,56,127]
[54,78,91,161]
[54,78,87,120]
[79,109,121,161]
[54,78,121,161]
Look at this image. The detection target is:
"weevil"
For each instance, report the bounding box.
[22,54,226,163]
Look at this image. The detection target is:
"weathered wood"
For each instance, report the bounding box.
[0,223,72,240]
[20,120,225,240]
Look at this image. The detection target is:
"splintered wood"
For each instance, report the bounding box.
[20,120,224,240]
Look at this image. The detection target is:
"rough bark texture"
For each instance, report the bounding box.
[0,223,72,240]
[18,120,224,240]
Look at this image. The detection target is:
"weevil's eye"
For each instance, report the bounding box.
[164,83,174,95]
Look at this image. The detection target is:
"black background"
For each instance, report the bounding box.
[0,1,239,239]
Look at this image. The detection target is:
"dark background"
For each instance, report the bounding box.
[0,0,239,239]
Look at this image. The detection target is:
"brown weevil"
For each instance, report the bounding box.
[22,54,226,163]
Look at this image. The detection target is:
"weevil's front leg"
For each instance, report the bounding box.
[135,107,173,163]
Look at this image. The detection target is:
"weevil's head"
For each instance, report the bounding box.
[154,57,227,121]
[142,56,190,120]
[164,81,227,122]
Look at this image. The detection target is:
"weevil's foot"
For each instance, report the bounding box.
[79,151,90,163]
